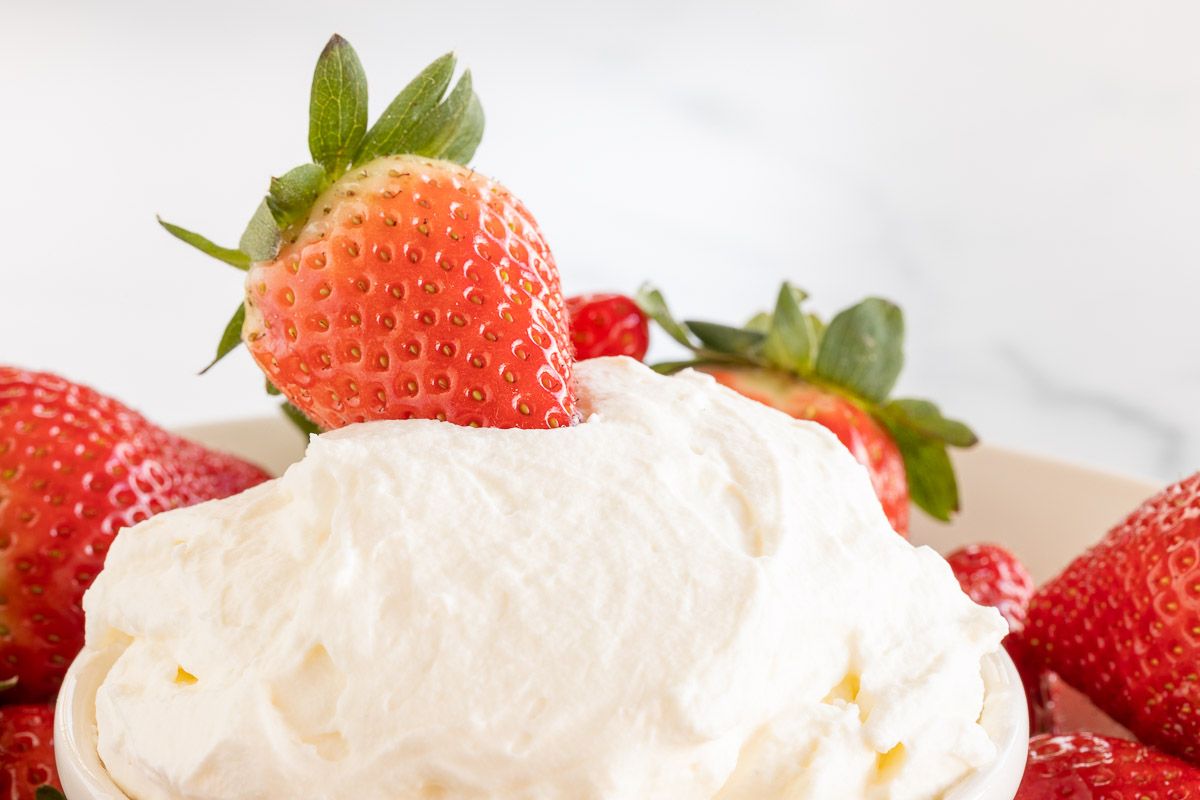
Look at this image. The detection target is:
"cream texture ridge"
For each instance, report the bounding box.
[81,357,1006,800]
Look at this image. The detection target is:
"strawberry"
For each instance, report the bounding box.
[0,703,60,799]
[160,36,576,432]
[1016,732,1200,799]
[636,284,976,535]
[566,293,650,361]
[1024,472,1200,761]
[946,544,1035,634]
[0,368,269,702]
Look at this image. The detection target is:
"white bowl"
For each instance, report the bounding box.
[54,419,1160,799]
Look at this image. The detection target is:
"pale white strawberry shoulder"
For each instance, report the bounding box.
[81,357,1007,800]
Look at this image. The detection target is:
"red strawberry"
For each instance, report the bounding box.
[0,368,269,702]
[0,703,60,799]
[566,293,650,361]
[1016,733,1200,799]
[161,36,576,432]
[1025,472,1200,761]
[946,544,1035,634]
[636,284,976,535]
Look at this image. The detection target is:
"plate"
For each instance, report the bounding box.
[181,417,1161,582]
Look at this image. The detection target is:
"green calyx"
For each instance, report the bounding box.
[162,35,483,274]
[635,283,978,522]
[35,788,66,800]
[158,35,485,429]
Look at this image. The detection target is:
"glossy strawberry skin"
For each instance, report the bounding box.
[700,366,909,536]
[1017,733,1200,799]
[0,368,270,702]
[244,156,576,431]
[1025,472,1200,761]
[566,294,649,361]
[0,704,60,799]
[946,544,1035,633]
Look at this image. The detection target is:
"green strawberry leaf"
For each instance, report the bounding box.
[651,359,712,375]
[635,284,696,349]
[308,34,369,177]
[265,379,281,396]
[814,297,904,403]
[406,70,482,163]
[881,398,978,448]
[807,313,826,350]
[684,320,765,359]
[200,304,246,375]
[239,200,281,262]
[267,163,328,231]
[35,788,66,800]
[880,417,961,521]
[744,311,773,334]
[761,282,816,373]
[355,53,457,165]
[281,402,322,436]
[157,217,250,270]
[438,91,485,165]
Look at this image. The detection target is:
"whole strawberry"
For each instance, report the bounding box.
[1017,733,1200,799]
[1025,472,1200,761]
[0,704,60,799]
[0,368,269,702]
[161,36,576,432]
[566,293,650,361]
[637,284,976,535]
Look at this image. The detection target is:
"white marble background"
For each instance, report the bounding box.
[2,0,1197,483]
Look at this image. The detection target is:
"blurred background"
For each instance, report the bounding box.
[2,0,1196,482]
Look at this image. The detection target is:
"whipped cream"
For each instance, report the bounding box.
[82,357,1006,800]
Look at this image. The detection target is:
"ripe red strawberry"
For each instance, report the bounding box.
[1017,733,1200,799]
[161,36,576,432]
[0,368,269,702]
[1025,472,1200,761]
[566,294,650,361]
[946,544,1035,634]
[0,703,61,799]
[637,284,976,535]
